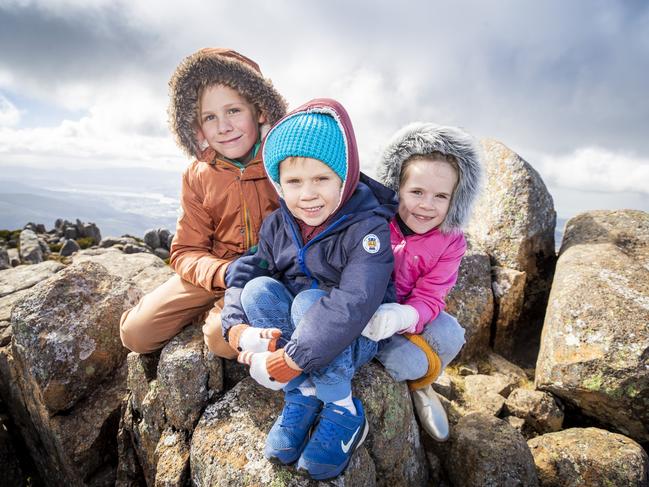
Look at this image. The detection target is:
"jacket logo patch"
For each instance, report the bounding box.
[362,234,380,254]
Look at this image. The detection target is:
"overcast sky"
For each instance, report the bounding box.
[1,0,648,219]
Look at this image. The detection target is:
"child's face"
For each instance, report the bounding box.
[398,159,458,234]
[279,157,343,226]
[197,84,265,162]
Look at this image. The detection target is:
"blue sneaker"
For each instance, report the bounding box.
[264,389,323,465]
[297,398,369,480]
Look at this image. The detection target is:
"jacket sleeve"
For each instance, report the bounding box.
[169,168,231,292]
[284,219,394,373]
[220,215,278,339]
[405,232,466,333]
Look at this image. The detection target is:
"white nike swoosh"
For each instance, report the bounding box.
[341,426,360,453]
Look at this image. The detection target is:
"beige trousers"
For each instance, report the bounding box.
[119,274,237,359]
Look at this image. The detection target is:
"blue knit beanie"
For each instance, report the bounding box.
[263,112,347,184]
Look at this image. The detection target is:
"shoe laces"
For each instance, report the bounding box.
[280,401,305,427]
[310,413,338,449]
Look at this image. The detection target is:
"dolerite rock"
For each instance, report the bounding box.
[0,247,10,270]
[18,229,43,264]
[123,243,150,254]
[143,229,161,250]
[504,388,563,435]
[38,238,50,258]
[8,248,20,267]
[10,261,141,413]
[118,325,223,485]
[157,325,210,431]
[353,362,429,486]
[25,222,46,234]
[0,260,65,298]
[158,228,172,250]
[467,139,556,363]
[446,245,493,361]
[73,248,174,294]
[190,377,377,487]
[154,248,170,261]
[460,374,512,416]
[122,353,165,485]
[99,236,132,248]
[528,427,649,486]
[535,210,649,442]
[0,261,137,485]
[64,224,79,240]
[81,222,102,244]
[491,266,526,356]
[60,238,81,256]
[153,428,190,487]
[444,413,539,487]
[0,262,65,347]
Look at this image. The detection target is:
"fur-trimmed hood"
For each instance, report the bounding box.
[168,48,287,159]
[377,123,483,233]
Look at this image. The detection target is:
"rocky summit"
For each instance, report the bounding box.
[0,141,647,486]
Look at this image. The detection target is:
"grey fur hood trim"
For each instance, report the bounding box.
[168,48,287,159]
[377,122,483,233]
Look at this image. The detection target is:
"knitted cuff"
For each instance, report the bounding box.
[228,324,249,353]
[404,333,442,391]
[266,349,301,383]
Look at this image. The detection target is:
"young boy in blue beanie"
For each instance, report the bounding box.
[220,98,397,480]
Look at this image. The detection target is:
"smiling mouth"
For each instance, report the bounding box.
[301,205,324,214]
[413,214,434,221]
[218,135,242,144]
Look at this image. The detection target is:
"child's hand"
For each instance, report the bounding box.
[361,303,419,341]
[228,324,282,353]
[238,349,301,391]
[224,254,270,288]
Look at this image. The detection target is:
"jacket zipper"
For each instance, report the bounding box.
[287,212,349,289]
[240,167,253,250]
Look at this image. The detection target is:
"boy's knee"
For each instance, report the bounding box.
[240,276,279,306]
[203,312,237,359]
[291,289,326,324]
[120,309,155,354]
[292,289,326,311]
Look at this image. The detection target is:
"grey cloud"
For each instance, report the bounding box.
[1,0,648,160]
[0,4,165,87]
[258,1,649,155]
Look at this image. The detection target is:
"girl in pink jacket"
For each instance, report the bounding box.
[362,123,482,441]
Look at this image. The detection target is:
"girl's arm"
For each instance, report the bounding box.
[169,168,231,292]
[404,233,467,334]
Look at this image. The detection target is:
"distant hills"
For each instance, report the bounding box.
[0,166,181,236]
[0,164,579,248]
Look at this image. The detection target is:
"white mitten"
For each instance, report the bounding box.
[228,324,282,353]
[238,350,300,391]
[361,303,419,341]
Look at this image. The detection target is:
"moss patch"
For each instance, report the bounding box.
[76,237,95,249]
[582,374,604,392]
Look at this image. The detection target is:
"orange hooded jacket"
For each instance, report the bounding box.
[167,48,287,292]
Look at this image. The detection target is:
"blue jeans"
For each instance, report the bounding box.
[240,276,378,402]
[375,311,466,382]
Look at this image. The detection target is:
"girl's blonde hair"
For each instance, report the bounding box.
[399,152,460,191]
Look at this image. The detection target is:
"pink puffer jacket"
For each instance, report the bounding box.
[390,217,466,333]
